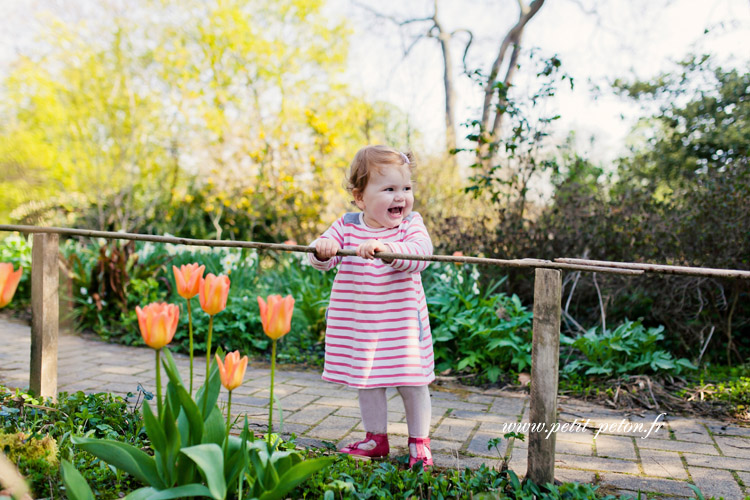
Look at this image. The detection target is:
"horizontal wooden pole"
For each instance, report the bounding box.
[8,223,747,278]
[555,258,750,280]
[0,224,644,275]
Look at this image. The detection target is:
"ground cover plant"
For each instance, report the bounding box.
[0,385,147,498]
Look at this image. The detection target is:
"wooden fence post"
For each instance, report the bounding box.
[30,232,59,400]
[527,268,562,485]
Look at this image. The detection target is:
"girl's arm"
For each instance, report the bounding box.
[308,219,345,271]
[384,212,433,273]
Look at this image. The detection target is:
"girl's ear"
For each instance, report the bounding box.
[352,188,365,210]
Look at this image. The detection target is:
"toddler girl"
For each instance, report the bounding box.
[308,145,435,468]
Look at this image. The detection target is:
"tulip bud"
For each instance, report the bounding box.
[257,295,295,340]
[215,350,248,391]
[173,263,205,299]
[199,273,230,315]
[135,302,179,350]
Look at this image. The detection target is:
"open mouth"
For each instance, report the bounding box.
[388,206,404,217]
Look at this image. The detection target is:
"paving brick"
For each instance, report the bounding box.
[637,437,718,455]
[554,454,640,474]
[554,468,597,484]
[736,471,750,491]
[685,453,750,472]
[638,449,688,480]
[278,392,319,411]
[430,438,463,455]
[251,384,303,398]
[706,423,750,438]
[594,434,637,460]
[667,418,713,444]
[713,436,750,458]
[285,404,336,425]
[489,397,526,416]
[689,466,745,499]
[299,382,350,399]
[507,452,527,477]
[451,409,517,425]
[432,417,476,442]
[466,422,508,458]
[599,472,694,497]
[466,394,495,405]
[306,415,359,441]
[315,397,360,408]
[432,454,502,470]
[230,395,268,407]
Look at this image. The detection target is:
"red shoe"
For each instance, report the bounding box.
[339,432,389,459]
[408,437,433,468]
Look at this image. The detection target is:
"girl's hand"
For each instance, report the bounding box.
[357,239,390,260]
[314,239,340,261]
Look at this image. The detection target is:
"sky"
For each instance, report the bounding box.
[1,0,748,169]
[330,0,750,166]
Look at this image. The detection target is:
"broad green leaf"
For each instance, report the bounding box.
[142,402,167,455]
[176,384,204,444]
[258,457,333,500]
[60,459,95,500]
[202,406,226,446]
[72,436,164,489]
[124,484,214,500]
[181,444,227,500]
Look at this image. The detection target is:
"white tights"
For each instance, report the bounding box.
[357,386,431,456]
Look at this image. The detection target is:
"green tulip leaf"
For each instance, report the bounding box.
[180,444,227,500]
[60,459,95,500]
[162,349,185,388]
[258,457,334,500]
[196,362,221,418]
[176,384,204,444]
[202,406,225,446]
[142,402,167,455]
[71,436,165,489]
[124,484,214,500]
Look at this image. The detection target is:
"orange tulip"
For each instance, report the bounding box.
[452,251,464,266]
[257,295,295,340]
[0,263,22,308]
[135,302,179,350]
[215,350,248,391]
[199,273,230,315]
[173,263,205,299]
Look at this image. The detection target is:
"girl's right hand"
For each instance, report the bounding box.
[314,239,341,261]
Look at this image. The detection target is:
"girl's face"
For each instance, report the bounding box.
[354,163,414,229]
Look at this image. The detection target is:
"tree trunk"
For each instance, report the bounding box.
[477,0,546,170]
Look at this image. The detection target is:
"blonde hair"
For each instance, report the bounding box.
[347,145,416,199]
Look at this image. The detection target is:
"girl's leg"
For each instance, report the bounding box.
[397,385,432,461]
[359,387,388,436]
[339,388,390,457]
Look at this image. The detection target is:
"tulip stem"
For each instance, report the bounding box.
[205,315,214,382]
[225,390,233,442]
[203,315,214,415]
[155,349,162,417]
[187,299,194,395]
[268,339,277,445]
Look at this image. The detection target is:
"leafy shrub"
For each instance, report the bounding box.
[0,385,147,498]
[560,320,696,378]
[425,263,533,383]
[293,449,621,499]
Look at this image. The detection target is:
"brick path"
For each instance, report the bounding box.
[2,316,749,499]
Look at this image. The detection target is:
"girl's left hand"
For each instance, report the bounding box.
[357,239,389,260]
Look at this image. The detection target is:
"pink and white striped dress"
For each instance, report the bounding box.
[309,211,435,388]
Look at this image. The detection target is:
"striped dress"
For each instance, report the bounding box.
[309,211,435,388]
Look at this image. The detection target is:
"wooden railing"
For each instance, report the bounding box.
[2,223,749,485]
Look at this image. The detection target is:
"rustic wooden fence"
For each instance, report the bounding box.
[2,223,749,485]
